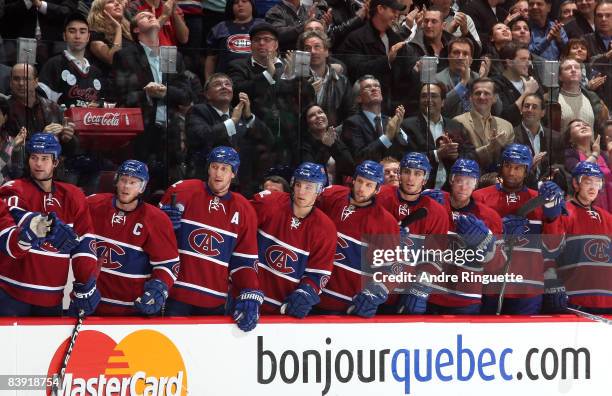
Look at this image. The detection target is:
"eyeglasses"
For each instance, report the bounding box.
[11,76,35,83]
[252,36,276,44]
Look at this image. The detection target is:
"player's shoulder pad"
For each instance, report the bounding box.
[56,180,88,199]
[167,179,204,194]
[378,184,395,197]
[86,192,113,205]
[310,207,338,232]
[252,189,285,203]
[0,179,24,194]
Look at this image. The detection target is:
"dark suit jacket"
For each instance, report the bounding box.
[110,42,190,130]
[564,14,595,39]
[342,110,409,163]
[301,129,355,182]
[513,123,564,188]
[0,63,9,95]
[461,0,508,46]
[401,115,476,189]
[585,32,612,109]
[2,0,76,42]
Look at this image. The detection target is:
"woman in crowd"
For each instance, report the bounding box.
[565,118,612,211]
[561,38,608,94]
[0,97,26,184]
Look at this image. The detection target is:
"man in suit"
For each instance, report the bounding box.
[462,0,509,46]
[185,73,273,196]
[584,1,612,110]
[453,77,514,172]
[227,23,315,167]
[564,0,596,38]
[513,92,564,188]
[402,82,476,190]
[111,10,190,190]
[341,75,407,163]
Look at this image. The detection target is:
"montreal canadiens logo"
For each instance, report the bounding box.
[189,228,224,256]
[334,236,349,262]
[227,34,251,53]
[96,241,126,270]
[584,239,610,262]
[265,245,298,274]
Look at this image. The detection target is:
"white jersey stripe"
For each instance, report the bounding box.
[258,229,310,256]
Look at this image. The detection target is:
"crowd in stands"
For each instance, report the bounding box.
[0,0,611,204]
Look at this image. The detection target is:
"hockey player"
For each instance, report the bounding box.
[473,144,567,314]
[87,160,179,315]
[0,133,99,316]
[377,152,450,314]
[251,162,336,318]
[316,160,400,318]
[160,146,262,331]
[426,158,505,314]
[545,161,612,314]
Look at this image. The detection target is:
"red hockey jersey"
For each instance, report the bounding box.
[0,179,98,306]
[87,193,179,315]
[316,185,400,312]
[0,199,31,261]
[161,180,259,308]
[251,190,336,314]
[544,201,612,309]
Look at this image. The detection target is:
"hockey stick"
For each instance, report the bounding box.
[51,310,84,396]
[566,307,612,325]
[496,196,546,315]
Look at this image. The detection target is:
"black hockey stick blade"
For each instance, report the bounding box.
[517,195,547,218]
[400,207,428,228]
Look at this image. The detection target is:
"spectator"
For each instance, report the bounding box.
[0,97,27,184]
[227,23,315,166]
[326,0,368,50]
[3,64,79,178]
[564,0,595,38]
[265,0,327,51]
[505,0,529,24]
[300,104,354,182]
[111,11,190,190]
[509,16,531,46]
[39,13,104,107]
[487,22,512,75]
[435,37,492,118]
[341,75,408,162]
[380,156,400,186]
[87,0,133,80]
[127,0,189,46]
[584,0,612,109]
[551,58,608,134]
[262,174,290,192]
[297,30,352,126]
[559,0,577,24]
[453,77,514,171]
[528,0,568,60]
[513,92,564,186]
[402,82,476,189]
[406,7,456,71]
[176,0,204,75]
[562,38,607,93]
[564,118,612,210]
[338,0,409,112]
[492,42,540,127]
[205,0,263,81]
[185,73,273,195]
[431,0,481,51]
[462,0,508,45]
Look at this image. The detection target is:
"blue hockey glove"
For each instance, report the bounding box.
[542,278,568,313]
[502,215,529,237]
[421,189,445,205]
[455,214,495,250]
[348,283,389,318]
[18,212,51,249]
[397,282,431,314]
[281,283,320,318]
[68,277,100,317]
[233,289,264,332]
[134,279,169,315]
[538,181,565,219]
[160,204,183,230]
[47,212,79,254]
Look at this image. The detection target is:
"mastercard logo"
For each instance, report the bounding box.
[46,329,187,396]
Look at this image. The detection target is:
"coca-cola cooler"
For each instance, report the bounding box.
[66,108,144,150]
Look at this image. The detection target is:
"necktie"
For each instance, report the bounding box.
[374,116,383,136]
[221,114,230,121]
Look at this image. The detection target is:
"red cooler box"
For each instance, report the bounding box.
[66,108,144,150]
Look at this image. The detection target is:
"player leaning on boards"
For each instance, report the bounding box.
[472,144,567,315]
[160,147,263,332]
[377,152,451,315]
[544,161,612,314]
[315,160,399,318]
[251,162,336,318]
[87,160,179,315]
[0,133,100,316]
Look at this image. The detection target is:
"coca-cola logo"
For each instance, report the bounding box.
[83,112,121,126]
[68,86,99,102]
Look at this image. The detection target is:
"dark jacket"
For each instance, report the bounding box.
[585,32,612,110]
[328,0,365,50]
[513,123,564,188]
[491,74,542,127]
[564,13,595,39]
[2,0,76,42]
[301,129,355,182]
[341,110,409,162]
[461,0,508,46]
[405,29,455,72]
[265,1,326,51]
[315,66,353,127]
[401,115,476,189]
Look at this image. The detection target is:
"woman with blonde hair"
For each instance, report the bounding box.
[87,0,133,77]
